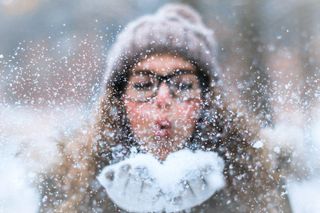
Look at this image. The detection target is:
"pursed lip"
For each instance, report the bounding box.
[154,118,172,138]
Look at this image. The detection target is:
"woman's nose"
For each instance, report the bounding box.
[155,82,172,109]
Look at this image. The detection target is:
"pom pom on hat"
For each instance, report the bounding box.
[156,3,203,25]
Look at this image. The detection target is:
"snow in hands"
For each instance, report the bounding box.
[98,149,225,212]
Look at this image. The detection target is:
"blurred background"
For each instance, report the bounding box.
[0,0,320,212]
[0,0,319,122]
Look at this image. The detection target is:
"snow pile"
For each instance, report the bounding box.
[287,108,320,213]
[261,108,320,176]
[0,154,39,213]
[0,105,86,213]
[0,106,59,212]
[288,177,320,213]
[308,110,320,175]
[260,111,308,177]
[0,107,59,172]
[261,106,320,213]
[98,149,225,212]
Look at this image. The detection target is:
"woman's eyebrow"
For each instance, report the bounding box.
[131,69,155,76]
[171,69,196,76]
[131,69,195,78]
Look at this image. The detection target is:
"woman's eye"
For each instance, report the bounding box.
[133,82,153,90]
[176,82,193,91]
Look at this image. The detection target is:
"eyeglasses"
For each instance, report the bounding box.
[125,69,201,102]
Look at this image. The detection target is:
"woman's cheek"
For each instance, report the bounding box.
[125,102,153,131]
[176,101,201,122]
[171,101,201,138]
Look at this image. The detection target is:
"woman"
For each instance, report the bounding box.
[40,4,291,212]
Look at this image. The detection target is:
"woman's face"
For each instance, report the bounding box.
[123,54,203,160]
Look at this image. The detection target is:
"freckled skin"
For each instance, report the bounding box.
[124,54,202,160]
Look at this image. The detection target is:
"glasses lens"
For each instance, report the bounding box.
[126,73,157,101]
[125,72,201,102]
[169,74,201,101]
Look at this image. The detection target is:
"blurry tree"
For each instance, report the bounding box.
[234,0,273,127]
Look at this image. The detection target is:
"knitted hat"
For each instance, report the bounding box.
[103,3,220,96]
[96,3,225,163]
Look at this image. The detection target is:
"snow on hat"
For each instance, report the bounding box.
[104,3,220,94]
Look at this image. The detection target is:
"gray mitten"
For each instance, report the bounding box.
[97,154,165,212]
